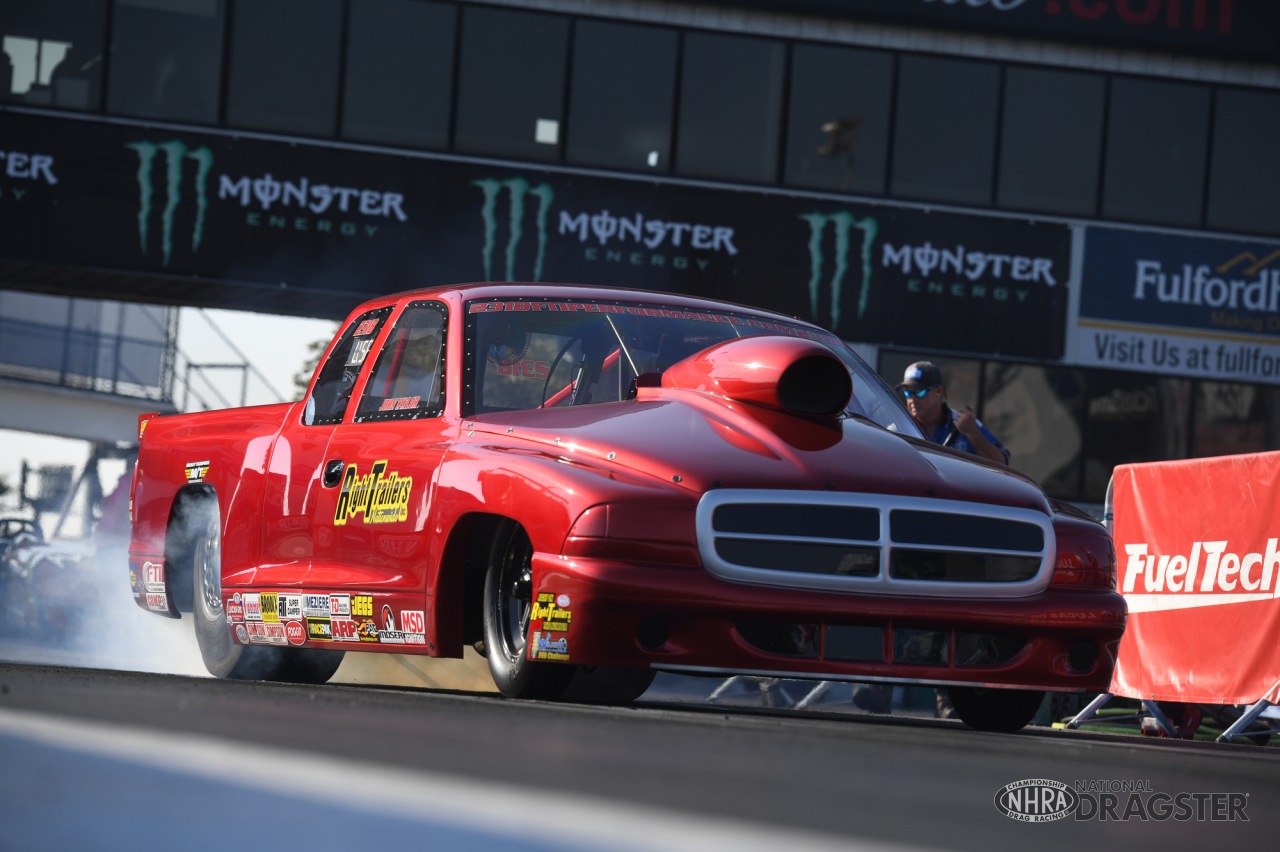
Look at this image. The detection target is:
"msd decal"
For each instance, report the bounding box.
[400,610,426,645]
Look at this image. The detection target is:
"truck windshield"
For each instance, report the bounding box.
[465,298,919,436]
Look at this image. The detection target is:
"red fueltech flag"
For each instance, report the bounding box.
[1110,451,1280,704]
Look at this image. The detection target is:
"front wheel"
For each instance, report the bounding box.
[482,521,575,700]
[948,687,1045,732]
[190,502,343,683]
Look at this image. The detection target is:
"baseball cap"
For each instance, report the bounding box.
[898,361,943,390]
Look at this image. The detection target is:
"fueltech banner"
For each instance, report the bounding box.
[1110,452,1280,704]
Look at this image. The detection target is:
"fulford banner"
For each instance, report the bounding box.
[1073,227,1280,386]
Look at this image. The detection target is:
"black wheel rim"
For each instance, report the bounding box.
[496,527,533,661]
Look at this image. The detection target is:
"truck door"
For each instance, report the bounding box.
[256,306,393,587]
[311,301,451,599]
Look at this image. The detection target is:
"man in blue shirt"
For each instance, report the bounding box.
[897,361,1009,465]
[864,361,1008,719]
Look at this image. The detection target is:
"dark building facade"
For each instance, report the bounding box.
[3,0,1279,505]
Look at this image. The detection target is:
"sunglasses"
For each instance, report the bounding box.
[899,386,936,400]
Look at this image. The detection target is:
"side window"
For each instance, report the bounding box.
[356,302,447,422]
[303,307,391,425]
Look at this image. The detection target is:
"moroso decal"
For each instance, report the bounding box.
[333,460,413,525]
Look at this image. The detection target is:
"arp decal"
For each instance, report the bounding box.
[184,460,210,483]
[333,460,413,526]
[332,618,360,642]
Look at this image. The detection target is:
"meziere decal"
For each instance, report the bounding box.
[1122,539,1280,612]
[334,460,413,525]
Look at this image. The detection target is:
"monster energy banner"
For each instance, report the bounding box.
[0,112,1069,358]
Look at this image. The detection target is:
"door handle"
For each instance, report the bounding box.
[323,459,346,488]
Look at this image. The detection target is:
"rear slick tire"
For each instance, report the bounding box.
[948,686,1044,732]
[482,520,575,700]
[190,502,343,684]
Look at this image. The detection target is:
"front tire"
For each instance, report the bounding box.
[190,502,343,683]
[948,687,1044,732]
[482,521,575,700]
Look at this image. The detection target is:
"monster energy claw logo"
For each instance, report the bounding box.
[127,140,213,267]
[799,212,878,329]
[473,177,553,282]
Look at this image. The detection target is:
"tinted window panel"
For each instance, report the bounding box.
[1082,372,1190,502]
[566,20,676,172]
[997,67,1104,217]
[984,362,1086,501]
[1206,88,1280,238]
[785,44,892,195]
[107,0,224,124]
[0,0,106,109]
[676,32,784,183]
[226,0,343,135]
[342,0,456,149]
[1101,78,1210,227]
[891,56,999,206]
[454,7,568,161]
[1192,381,1280,458]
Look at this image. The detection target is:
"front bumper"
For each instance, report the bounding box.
[530,554,1126,692]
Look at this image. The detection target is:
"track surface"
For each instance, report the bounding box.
[1,655,1278,850]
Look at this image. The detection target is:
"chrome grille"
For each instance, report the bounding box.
[697,490,1055,598]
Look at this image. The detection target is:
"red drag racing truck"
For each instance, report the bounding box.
[128,283,1125,731]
